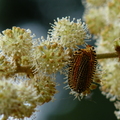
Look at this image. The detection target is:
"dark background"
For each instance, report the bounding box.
[0,0,116,120]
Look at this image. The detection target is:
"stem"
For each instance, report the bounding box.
[96,52,118,59]
[12,54,35,78]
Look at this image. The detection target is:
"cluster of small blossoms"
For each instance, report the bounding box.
[83,7,108,35]
[32,36,70,74]
[0,27,33,66]
[32,73,58,104]
[0,16,92,119]
[0,54,16,78]
[32,17,100,100]
[0,78,37,120]
[32,17,91,75]
[0,27,35,79]
[96,24,120,102]
[99,38,120,118]
[108,0,120,23]
[0,26,58,119]
[0,74,57,120]
[83,0,120,36]
[97,24,120,53]
[48,17,90,48]
[83,0,120,119]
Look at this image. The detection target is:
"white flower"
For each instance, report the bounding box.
[32,36,70,74]
[0,27,34,66]
[48,17,90,48]
[0,78,38,120]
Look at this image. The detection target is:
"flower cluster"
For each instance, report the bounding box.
[83,7,107,35]
[0,27,33,65]
[32,37,69,74]
[0,16,91,119]
[108,0,120,23]
[0,78,37,120]
[31,73,58,104]
[0,0,119,118]
[83,0,120,119]
[48,17,90,48]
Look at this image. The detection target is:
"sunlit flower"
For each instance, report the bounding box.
[32,73,58,105]
[96,22,120,100]
[101,60,120,100]
[0,78,38,120]
[32,36,70,74]
[108,0,120,23]
[96,24,120,53]
[48,17,90,48]
[81,0,120,119]
[0,73,58,120]
[0,27,34,66]
[0,54,16,78]
[83,7,108,35]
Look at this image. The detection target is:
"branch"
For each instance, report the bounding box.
[96,52,118,59]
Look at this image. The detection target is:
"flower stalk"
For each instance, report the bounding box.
[96,52,118,59]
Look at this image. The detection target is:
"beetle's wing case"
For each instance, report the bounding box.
[68,45,97,95]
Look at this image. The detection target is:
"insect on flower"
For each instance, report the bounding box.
[68,45,98,97]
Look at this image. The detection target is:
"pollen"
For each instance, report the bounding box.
[68,45,99,98]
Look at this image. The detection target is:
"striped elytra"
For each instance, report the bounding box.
[68,45,97,94]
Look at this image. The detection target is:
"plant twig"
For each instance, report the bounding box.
[96,52,118,59]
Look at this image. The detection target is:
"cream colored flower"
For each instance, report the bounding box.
[32,73,58,105]
[96,22,120,100]
[0,27,34,66]
[32,36,70,74]
[0,54,16,78]
[0,72,58,120]
[108,0,120,23]
[101,60,120,100]
[83,7,108,35]
[48,17,90,48]
[0,78,38,120]
[96,24,120,53]
[83,0,120,119]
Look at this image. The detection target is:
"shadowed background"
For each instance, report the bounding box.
[0,0,116,120]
